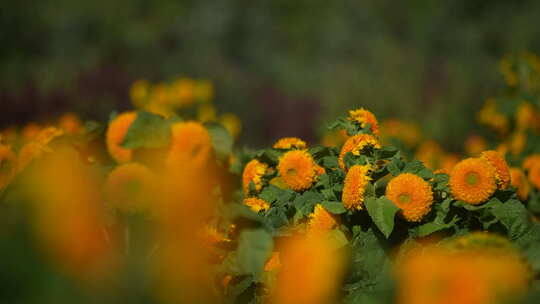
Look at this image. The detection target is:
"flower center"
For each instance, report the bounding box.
[287,168,297,176]
[466,172,479,185]
[398,194,411,204]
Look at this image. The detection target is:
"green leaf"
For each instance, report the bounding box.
[326,229,349,249]
[490,199,531,240]
[237,229,273,281]
[121,111,171,149]
[205,122,234,160]
[413,215,458,237]
[321,201,347,214]
[365,196,399,238]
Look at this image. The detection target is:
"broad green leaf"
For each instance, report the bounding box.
[237,229,273,281]
[365,196,399,238]
[205,122,233,160]
[490,199,531,240]
[321,201,347,214]
[121,111,171,149]
[326,229,349,249]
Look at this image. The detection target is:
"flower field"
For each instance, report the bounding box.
[3,55,540,304]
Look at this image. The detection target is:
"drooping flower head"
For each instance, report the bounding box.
[307,204,338,236]
[273,137,307,150]
[386,173,434,222]
[449,158,497,204]
[106,112,137,164]
[348,108,380,136]
[339,134,381,171]
[510,167,530,201]
[166,121,213,169]
[480,150,511,190]
[242,159,269,194]
[243,197,270,213]
[342,165,371,211]
[278,150,318,191]
[105,163,157,213]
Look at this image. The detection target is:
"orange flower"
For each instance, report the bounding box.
[242,159,268,194]
[106,112,137,164]
[264,252,282,272]
[449,158,497,204]
[307,204,339,236]
[523,154,540,171]
[480,150,511,190]
[105,163,157,213]
[527,162,540,190]
[278,150,318,191]
[510,167,530,201]
[273,137,307,150]
[342,165,371,211]
[58,113,84,134]
[18,127,64,173]
[243,197,270,213]
[338,134,381,171]
[464,135,487,156]
[348,108,380,136]
[269,235,346,304]
[386,173,433,222]
[0,144,16,190]
[166,121,213,169]
[415,140,444,169]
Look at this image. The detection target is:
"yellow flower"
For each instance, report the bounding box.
[480,150,511,190]
[130,79,150,108]
[58,113,84,135]
[104,163,157,213]
[415,140,444,169]
[106,112,137,164]
[18,127,64,173]
[339,134,381,171]
[510,167,530,201]
[527,161,540,190]
[166,121,213,169]
[244,197,270,213]
[509,132,527,156]
[342,165,371,211]
[523,154,540,171]
[348,108,380,136]
[380,119,421,148]
[449,158,497,204]
[242,159,268,194]
[172,78,195,107]
[464,135,487,156]
[193,80,214,102]
[307,204,338,236]
[516,102,540,132]
[478,98,508,135]
[278,150,318,191]
[0,144,16,190]
[219,113,242,138]
[197,104,216,122]
[273,137,307,150]
[386,173,433,222]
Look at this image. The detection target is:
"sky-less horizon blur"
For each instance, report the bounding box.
[2,0,540,149]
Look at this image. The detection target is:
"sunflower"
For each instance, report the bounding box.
[219,113,242,139]
[278,150,318,191]
[166,121,213,169]
[464,135,487,156]
[342,165,371,211]
[273,137,307,150]
[58,113,83,134]
[338,134,381,171]
[105,163,157,213]
[307,204,338,236]
[449,158,497,204]
[527,161,540,190]
[386,173,433,222]
[415,140,444,169]
[106,112,137,164]
[244,197,270,213]
[480,150,511,190]
[348,108,380,136]
[242,159,269,194]
[0,144,16,190]
[510,167,530,201]
[523,154,540,171]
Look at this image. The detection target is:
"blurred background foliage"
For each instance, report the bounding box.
[2,0,540,148]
